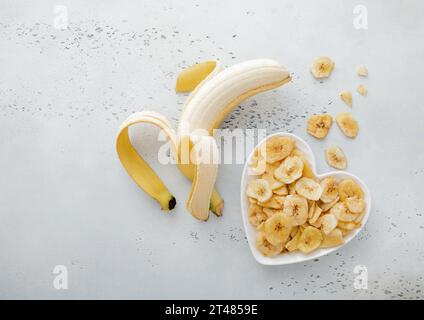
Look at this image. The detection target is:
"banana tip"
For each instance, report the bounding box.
[169,197,176,210]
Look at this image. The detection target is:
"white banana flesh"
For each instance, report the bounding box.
[179,59,290,134]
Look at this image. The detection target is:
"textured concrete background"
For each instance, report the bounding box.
[1,0,423,299]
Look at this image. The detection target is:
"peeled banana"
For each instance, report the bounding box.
[117,59,291,220]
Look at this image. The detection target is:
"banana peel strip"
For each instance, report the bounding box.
[116,111,179,211]
[176,61,219,93]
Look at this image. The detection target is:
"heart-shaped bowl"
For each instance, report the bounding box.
[240,132,371,265]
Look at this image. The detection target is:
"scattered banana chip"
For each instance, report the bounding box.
[310,56,335,79]
[340,91,353,107]
[307,114,333,139]
[356,65,368,77]
[357,84,367,95]
[325,146,347,170]
[336,112,359,138]
[246,137,367,257]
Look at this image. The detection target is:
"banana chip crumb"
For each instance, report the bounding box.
[356,65,368,77]
[246,136,367,257]
[340,90,353,107]
[357,84,367,95]
[336,112,359,138]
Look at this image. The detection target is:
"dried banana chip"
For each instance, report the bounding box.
[338,179,364,200]
[336,112,359,138]
[310,56,335,78]
[357,84,367,95]
[307,114,333,139]
[356,65,368,77]
[256,232,283,257]
[321,228,344,248]
[297,226,323,253]
[340,91,353,107]
[325,146,347,170]
[264,213,293,245]
[295,177,323,201]
[283,195,309,226]
[246,179,272,202]
[260,136,295,163]
[320,177,339,203]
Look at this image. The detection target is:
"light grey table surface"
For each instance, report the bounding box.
[1,0,423,299]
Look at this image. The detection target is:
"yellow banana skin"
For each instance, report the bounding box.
[116,110,222,214]
[116,112,178,210]
[176,61,217,92]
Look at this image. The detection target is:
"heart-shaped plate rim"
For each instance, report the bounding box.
[240,132,371,265]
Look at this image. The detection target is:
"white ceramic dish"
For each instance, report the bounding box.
[240,132,371,265]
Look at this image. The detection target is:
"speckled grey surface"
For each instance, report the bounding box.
[1,0,424,299]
